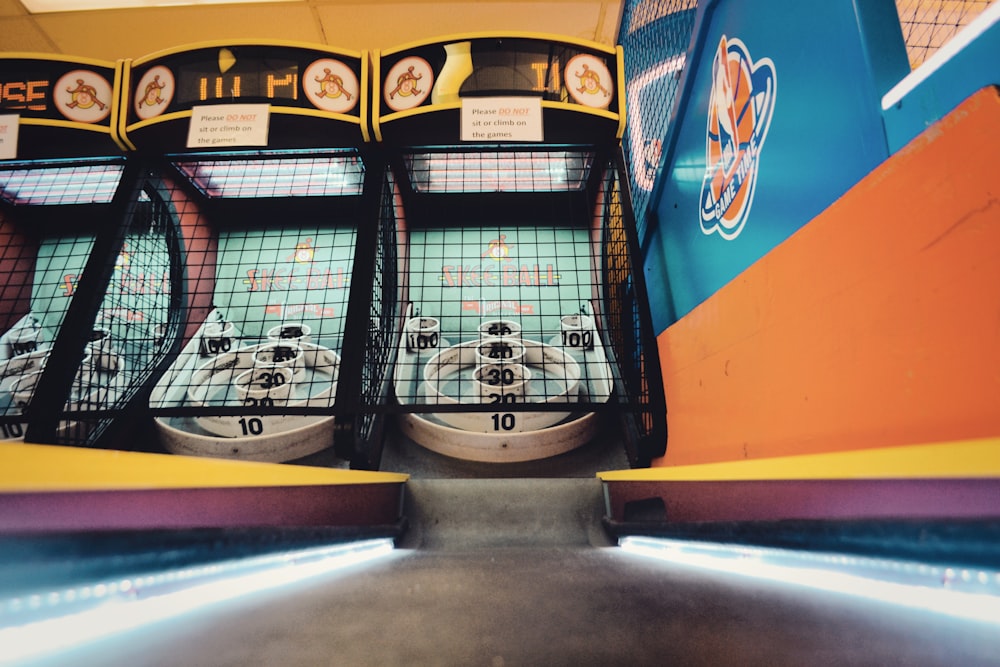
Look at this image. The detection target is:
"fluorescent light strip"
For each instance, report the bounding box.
[22,0,298,13]
[0,164,124,205]
[620,536,1000,625]
[173,156,364,198]
[406,151,592,193]
[0,538,394,665]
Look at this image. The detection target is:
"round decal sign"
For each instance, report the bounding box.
[303,59,359,113]
[54,70,113,123]
[383,56,433,112]
[565,54,613,109]
[133,65,175,121]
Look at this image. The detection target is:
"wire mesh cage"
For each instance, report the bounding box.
[598,153,666,464]
[145,149,371,464]
[0,159,183,447]
[618,0,699,242]
[894,0,996,68]
[343,145,665,466]
[333,163,402,468]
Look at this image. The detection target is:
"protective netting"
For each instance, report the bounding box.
[372,146,664,465]
[0,146,662,466]
[599,156,664,452]
[0,160,181,446]
[618,0,699,241]
[146,150,366,464]
[332,165,402,467]
[895,0,996,67]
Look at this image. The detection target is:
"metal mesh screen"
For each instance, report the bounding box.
[618,0,699,241]
[147,151,365,464]
[0,161,182,446]
[393,156,604,414]
[0,163,123,206]
[173,154,365,199]
[599,155,665,461]
[895,0,995,68]
[350,167,402,457]
[380,147,664,465]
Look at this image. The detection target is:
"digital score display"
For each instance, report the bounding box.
[175,58,299,106]
[0,76,49,112]
[0,59,116,125]
[130,46,362,123]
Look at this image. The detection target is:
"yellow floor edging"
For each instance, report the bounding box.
[598,437,1000,482]
[0,442,409,491]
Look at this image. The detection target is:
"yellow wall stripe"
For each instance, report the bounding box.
[0,442,407,492]
[598,437,1000,482]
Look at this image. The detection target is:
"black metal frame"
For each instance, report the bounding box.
[0,142,664,467]
[333,148,401,468]
[337,142,666,468]
[598,147,667,465]
[132,148,384,466]
[0,158,186,448]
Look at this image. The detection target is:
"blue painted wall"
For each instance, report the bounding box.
[639,0,909,331]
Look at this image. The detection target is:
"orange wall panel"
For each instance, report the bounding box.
[0,210,36,332]
[655,86,1000,467]
[167,177,218,345]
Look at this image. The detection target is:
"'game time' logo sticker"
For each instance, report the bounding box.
[700,36,776,241]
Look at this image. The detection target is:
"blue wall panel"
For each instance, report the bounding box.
[642,0,909,331]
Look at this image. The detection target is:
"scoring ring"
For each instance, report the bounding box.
[186,342,340,438]
[420,339,581,432]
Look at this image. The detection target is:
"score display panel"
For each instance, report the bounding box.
[0,54,123,159]
[374,33,624,145]
[121,41,368,151]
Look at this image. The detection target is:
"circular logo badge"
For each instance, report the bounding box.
[303,59,359,113]
[565,54,613,109]
[383,56,433,112]
[699,35,777,241]
[133,65,175,121]
[54,70,113,123]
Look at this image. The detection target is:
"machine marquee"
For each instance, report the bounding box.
[379,37,617,112]
[374,34,624,144]
[0,59,116,126]
[129,45,363,123]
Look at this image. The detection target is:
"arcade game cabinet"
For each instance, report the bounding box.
[118,41,376,464]
[342,33,665,469]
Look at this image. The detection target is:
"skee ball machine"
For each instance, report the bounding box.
[0,53,183,449]
[348,33,665,467]
[120,41,375,464]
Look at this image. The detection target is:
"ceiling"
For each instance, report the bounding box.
[0,0,626,62]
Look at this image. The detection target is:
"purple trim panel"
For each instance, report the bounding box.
[0,484,405,533]
[604,479,1000,523]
